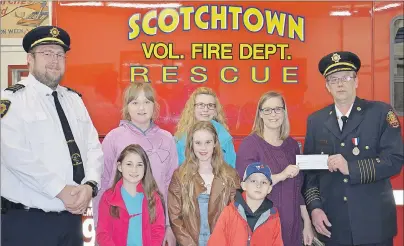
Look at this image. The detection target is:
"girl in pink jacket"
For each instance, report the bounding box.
[96,144,165,246]
[93,82,178,245]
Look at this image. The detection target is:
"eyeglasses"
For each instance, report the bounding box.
[195,102,216,110]
[31,51,66,61]
[326,76,356,85]
[260,107,285,115]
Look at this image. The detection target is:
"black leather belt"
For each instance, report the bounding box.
[1,197,69,214]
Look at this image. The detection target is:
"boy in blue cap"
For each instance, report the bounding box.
[208,162,283,246]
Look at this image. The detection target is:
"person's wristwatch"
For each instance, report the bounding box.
[84,180,98,198]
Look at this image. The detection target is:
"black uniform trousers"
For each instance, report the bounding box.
[1,198,83,246]
[325,238,393,246]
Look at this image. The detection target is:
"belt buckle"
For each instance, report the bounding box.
[23,205,30,211]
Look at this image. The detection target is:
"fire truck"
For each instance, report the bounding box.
[49,1,403,245]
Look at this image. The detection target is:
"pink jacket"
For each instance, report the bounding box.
[93,120,178,224]
[96,179,165,246]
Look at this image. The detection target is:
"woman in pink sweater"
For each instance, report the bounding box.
[93,82,178,245]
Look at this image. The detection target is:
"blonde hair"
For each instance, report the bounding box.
[122,82,160,121]
[174,87,228,139]
[252,91,290,140]
[178,121,236,226]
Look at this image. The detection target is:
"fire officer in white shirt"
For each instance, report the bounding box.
[1,25,104,246]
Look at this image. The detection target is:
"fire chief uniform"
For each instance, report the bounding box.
[302,53,403,246]
[303,98,403,245]
[1,74,103,244]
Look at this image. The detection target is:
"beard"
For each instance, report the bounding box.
[32,65,64,89]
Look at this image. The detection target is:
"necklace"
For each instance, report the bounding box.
[200,173,214,194]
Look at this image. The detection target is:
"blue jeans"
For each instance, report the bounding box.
[198,193,210,246]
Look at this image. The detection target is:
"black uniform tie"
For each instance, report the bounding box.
[341,116,348,131]
[52,91,85,184]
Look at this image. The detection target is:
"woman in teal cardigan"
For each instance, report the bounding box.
[174,87,236,167]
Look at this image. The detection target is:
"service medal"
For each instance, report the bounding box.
[352,137,360,155]
[352,147,360,156]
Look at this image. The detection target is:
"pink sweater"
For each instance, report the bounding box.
[96,179,165,246]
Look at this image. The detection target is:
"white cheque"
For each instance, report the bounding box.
[296,155,329,170]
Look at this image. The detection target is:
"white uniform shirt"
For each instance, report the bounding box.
[1,74,104,212]
[335,103,354,131]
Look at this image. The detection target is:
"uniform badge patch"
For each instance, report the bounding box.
[386,109,400,128]
[1,99,11,118]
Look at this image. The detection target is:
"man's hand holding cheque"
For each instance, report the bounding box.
[327,154,349,175]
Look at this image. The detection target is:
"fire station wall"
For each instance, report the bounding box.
[0,42,26,89]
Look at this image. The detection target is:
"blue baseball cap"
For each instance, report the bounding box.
[243,162,272,184]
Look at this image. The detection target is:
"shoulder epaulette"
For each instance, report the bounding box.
[5,84,25,93]
[66,87,82,97]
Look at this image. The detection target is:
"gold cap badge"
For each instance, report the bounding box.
[331,53,341,63]
[50,27,60,38]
